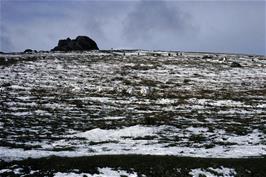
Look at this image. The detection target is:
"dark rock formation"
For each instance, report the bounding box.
[202,55,214,59]
[51,36,99,51]
[230,62,242,68]
[24,49,37,54]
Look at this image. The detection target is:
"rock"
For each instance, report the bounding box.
[230,62,242,67]
[1,82,11,87]
[202,55,214,59]
[51,36,99,51]
[24,49,37,54]
[24,49,33,53]
[219,56,227,61]
[0,56,8,65]
[39,50,49,53]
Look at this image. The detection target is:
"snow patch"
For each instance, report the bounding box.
[189,166,236,177]
[69,125,158,142]
[54,167,139,177]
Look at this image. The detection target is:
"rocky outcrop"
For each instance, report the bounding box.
[202,54,214,59]
[51,36,99,51]
[230,62,242,67]
[24,49,37,54]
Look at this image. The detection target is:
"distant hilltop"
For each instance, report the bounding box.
[51,36,99,52]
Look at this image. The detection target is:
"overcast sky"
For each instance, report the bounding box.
[0,0,265,55]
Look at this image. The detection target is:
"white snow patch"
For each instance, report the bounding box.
[54,172,96,177]
[34,110,52,116]
[225,129,263,145]
[188,98,244,108]
[56,64,63,70]
[54,167,139,177]
[186,127,209,134]
[102,116,125,120]
[98,168,138,177]
[70,125,158,142]
[0,169,12,174]
[10,85,31,90]
[10,112,31,116]
[189,166,236,177]
[0,125,265,162]
[87,97,111,103]
[156,98,177,105]
[257,104,266,108]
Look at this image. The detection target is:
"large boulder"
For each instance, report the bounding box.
[230,62,242,68]
[24,49,37,54]
[51,36,99,51]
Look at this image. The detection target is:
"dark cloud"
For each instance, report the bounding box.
[122,0,196,49]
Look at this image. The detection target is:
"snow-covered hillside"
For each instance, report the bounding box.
[0,50,265,176]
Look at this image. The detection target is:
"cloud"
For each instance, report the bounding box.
[0,1,134,52]
[184,1,266,55]
[122,0,197,49]
[0,1,114,51]
[0,26,14,51]
[0,0,265,55]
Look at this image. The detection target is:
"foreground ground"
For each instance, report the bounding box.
[1,155,265,177]
[0,50,265,176]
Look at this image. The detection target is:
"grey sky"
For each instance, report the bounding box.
[0,0,265,55]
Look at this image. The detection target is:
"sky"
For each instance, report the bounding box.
[0,0,265,55]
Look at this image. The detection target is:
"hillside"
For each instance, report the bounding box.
[0,50,265,176]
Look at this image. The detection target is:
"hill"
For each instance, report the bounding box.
[0,50,265,176]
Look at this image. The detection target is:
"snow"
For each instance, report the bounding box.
[54,168,139,177]
[56,64,63,70]
[187,98,245,108]
[98,168,139,177]
[10,85,31,90]
[257,103,266,108]
[189,166,236,177]
[225,129,262,145]
[140,86,150,96]
[102,116,125,120]
[0,169,12,173]
[0,167,24,175]
[186,127,209,134]
[34,110,52,116]
[54,172,96,177]
[10,111,32,116]
[0,51,265,163]
[0,125,265,162]
[156,98,177,105]
[69,125,158,142]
